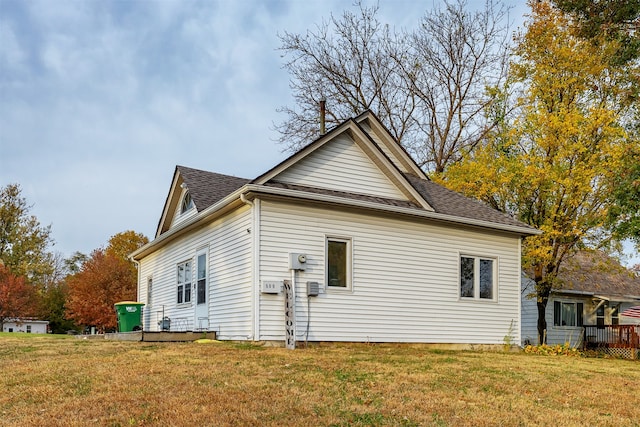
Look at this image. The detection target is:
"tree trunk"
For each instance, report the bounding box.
[537,298,548,345]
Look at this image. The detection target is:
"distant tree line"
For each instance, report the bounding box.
[0,183,148,333]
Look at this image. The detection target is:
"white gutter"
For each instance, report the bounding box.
[131,183,540,261]
[243,184,541,236]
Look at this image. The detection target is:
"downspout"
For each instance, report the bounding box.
[132,258,143,334]
[517,237,522,347]
[240,193,260,341]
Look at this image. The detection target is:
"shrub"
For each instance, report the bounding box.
[523,343,582,357]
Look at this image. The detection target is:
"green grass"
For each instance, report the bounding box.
[1,334,639,426]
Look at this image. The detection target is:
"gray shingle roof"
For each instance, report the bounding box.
[264,181,420,209]
[555,250,640,298]
[403,173,536,231]
[177,165,249,212]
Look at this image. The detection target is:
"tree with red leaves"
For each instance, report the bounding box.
[65,231,147,332]
[66,250,136,332]
[0,264,38,329]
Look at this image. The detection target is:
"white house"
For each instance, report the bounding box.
[521,250,640,348]
[2,318,49,334]
[131,111,539,348]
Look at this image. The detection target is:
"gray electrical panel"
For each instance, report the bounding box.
[289,253,307,270]
[307,281,319,297]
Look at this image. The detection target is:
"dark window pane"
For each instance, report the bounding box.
[479,259,493,299]
[177,284,184,304]
[181,193,193,213]
[197,279,206,305]
[328,240,347,287]
[184,283,191,303]
[562,303,576,326]
[460,257,474,297]
[577,303,583,326]
[197,254,206,280]
[554,301,561,326]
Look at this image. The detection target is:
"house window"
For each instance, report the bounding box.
[147,277,153,307]
[612,305,619,325]
[596,305,605,329]
[196,253,206,305]
[26,325,31,333]
[327,237,351,289]
[553,301,583,327]
[181,192,194,214]
[177,261,192,304]
[460,256,496,300]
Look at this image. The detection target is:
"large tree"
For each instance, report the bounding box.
[551,0,640,64]
[0,184,55,284]
[276,0,511,172]
[0,264,38,329]
[65,231,147,332]
[439,1,638,344]
[37,253,79,334]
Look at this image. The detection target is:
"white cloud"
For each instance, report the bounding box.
[1,0,635,268]
[0,20,27,75]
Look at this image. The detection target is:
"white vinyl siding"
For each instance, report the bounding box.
[357,122,406,172]
[138,205,252,338]
[274,135,407,200]
[258,200,521,344]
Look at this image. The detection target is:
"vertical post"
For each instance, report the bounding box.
[283,279,295,349]
[320,99,326,135]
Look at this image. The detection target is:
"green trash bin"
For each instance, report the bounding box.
[114,301,145,332]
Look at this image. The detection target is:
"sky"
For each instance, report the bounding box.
[1,0,638,267]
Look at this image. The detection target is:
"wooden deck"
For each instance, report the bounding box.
[104,331,217,342]
[583,325,640,350]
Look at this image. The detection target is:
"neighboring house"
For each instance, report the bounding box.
[2,318,49,334]
[521,250,640,348]
[131,111,539,347]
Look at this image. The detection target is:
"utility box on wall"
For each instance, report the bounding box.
[289,253,307,270]
[307,281,320,297]
[261,280,282,294]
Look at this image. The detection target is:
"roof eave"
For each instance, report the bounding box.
[245,184,540,236]
[131,185,249,261]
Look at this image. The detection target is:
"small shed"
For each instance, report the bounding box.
[2,318,49,334]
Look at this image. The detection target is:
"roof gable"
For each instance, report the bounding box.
[253,114,434,211]
[156,166,248,237]
[354,112,427,179]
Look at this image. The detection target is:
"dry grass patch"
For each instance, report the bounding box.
[1,334,639,426]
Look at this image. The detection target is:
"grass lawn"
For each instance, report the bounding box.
[1,333,638,426]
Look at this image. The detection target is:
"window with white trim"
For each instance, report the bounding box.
[460,256,496,300]
[327,237,351,290]
[181,192,194,214]
[553,301,583,327]
[177,261,192,304]
[147,277,153,306]
[196,253,206,305]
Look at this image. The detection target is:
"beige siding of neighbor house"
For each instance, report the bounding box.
[257,199,522,344]
[274,134,408,200]
[138,205,253,339]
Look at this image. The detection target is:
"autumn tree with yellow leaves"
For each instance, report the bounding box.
[439,1,639,344]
